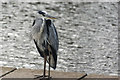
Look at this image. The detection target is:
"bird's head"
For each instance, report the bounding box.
[38,10,57,19]
[38,10,46,16]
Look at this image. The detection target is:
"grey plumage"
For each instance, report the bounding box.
[31,12,59,69]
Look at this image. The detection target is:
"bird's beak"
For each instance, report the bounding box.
[45,14,57,19]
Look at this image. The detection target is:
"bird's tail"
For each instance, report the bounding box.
[47,53,57,69]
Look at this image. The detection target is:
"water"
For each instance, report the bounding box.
[1,1,118,76]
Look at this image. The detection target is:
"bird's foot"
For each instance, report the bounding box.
[34,75,52,80]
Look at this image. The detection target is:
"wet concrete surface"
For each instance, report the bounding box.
[1,1,118,76]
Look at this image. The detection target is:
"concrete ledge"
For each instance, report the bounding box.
[0,67,119,79]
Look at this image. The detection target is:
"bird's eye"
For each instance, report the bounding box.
[38,11,45,15]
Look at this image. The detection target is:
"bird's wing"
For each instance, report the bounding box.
[48,20,59,54]
[46,19,59,69]
[48,23,59,53]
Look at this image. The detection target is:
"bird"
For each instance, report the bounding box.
[30,10,59,79]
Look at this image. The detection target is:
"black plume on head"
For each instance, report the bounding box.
[38,11,45,16]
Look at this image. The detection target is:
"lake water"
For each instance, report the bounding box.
[1,1,118,76]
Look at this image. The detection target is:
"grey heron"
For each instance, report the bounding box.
[31,11,59,79]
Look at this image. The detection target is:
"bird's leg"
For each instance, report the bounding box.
[48,52,51,78]
[43,55,47,77]
[48,45,52,79]
[34,55,47,79]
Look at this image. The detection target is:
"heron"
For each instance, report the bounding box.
[30,11,59,79]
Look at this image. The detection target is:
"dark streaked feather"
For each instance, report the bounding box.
[46,19,59,69]
[32,20,35,26]
[34,39,44,57]
[48,43,57,69]
[47,20,59,52]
